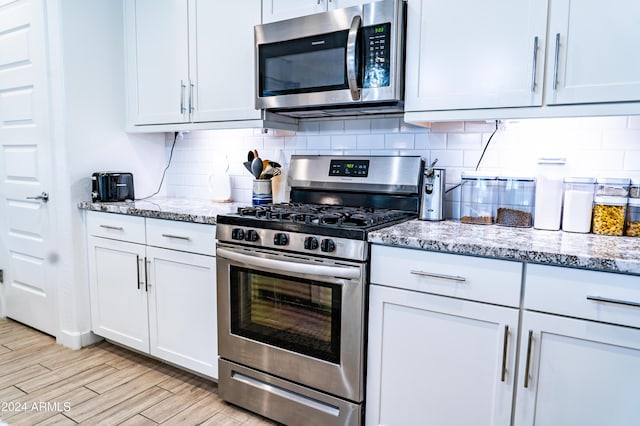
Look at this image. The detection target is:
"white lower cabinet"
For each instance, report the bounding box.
[367,245,522,426]
[367,285,519,426]
[514,311,640,426]
[514,264,640,426]
[86,212,218,379]
[88,236,149,353]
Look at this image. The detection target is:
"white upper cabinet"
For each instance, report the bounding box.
[262,0,380,23]
[125,0,262,128]
[545,0,640,105]
[404,0,548,112]
[404,0,640,121]
[127,0,190,125]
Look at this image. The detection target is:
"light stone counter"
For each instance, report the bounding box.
[369,220,640,276]
[78,197,249,225]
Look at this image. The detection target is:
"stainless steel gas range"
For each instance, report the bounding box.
[215,155,424,426]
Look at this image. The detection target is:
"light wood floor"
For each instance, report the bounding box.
[0,318,277,425]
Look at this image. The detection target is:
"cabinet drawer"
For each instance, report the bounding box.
[146,218,216,256]
[371,245,522,307]
[86,211,145,244]
[525,264,640,329]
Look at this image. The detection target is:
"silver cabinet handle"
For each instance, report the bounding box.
[161,233,191,241]
[409,270,467,283]
[26,192,49,203]
[553,33,561,91]
[145,258,151,292]
[530,36,539,92]
[501,325,509,382]
[189,81,194,113]
[524,330,533,388]
[99,224,124,231]
[586,295,640,309]
[136,255,143,290]
[180,80,186,113]
[346,15,362,101]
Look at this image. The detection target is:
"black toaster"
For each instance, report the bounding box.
[91,172,135,202]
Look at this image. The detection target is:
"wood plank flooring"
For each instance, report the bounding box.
[0,319,277,425]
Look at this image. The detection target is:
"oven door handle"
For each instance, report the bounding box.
[217,248,360,280]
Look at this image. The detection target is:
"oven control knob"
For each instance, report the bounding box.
[304,237,319,250]
[245,229,259,242]
[273,232,289,246]
[320,239,336,253]
[231,228,245,240]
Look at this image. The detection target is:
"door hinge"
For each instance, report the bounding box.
[0,269,4,283]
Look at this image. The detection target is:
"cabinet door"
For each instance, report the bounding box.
[147,246,218,379]
[87,236,149,353]
[545,0,640,105]
[125,0,189,125]
[190,0,262,122]
[262,0,326,23]
[404,0,548,111]
[366,285,518,426]
[514,311,640,426]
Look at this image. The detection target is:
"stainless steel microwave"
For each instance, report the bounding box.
[255,0,406,118]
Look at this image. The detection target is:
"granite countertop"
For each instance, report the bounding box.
[78,197,248,224]
[369,220,640,276]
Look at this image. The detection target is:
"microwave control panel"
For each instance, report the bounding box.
[362,23,391,88]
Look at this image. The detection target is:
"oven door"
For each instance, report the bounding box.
[216,243,366,402]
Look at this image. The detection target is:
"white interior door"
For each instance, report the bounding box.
[0,0,57,336]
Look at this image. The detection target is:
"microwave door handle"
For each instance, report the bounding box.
[346,15,362,101]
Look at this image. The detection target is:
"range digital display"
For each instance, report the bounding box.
[329,159,370,177]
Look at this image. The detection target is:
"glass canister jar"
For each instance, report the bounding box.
[496,177,536,227]
[626,198,640,237]
[592,196,628,236]
[561,177,596,233]
[459,173,498,224]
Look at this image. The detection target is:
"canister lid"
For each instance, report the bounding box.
[461,171,497,180]
[564,177,596,184]
[596,177,631,185]
[497,176,535,182]
[593,195,628,205]
[628,197,640,207]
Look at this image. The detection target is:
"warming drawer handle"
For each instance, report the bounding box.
[346,15,362,101]
[586,295,640,309]
[410,270,467,283]
[217,248,360,280]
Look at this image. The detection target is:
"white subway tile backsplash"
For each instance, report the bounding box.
[357,134,385,150]
[384,133,414,149]
[344,119,371,134]
[165,116,640,204]
[447,133,482,150]
[331,135,358,150]
[415,133,446,150]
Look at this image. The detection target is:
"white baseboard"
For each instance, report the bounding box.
[56,329,103,350]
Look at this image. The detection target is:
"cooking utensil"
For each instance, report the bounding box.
[248,151,254,162]
[251,152,264,179]
[243,161,253,174]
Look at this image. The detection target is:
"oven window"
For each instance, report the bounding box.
[259,30,350,97]
[230,266,342,364]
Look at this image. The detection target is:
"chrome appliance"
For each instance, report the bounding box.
[255,0,407,118]
[216,155,424,426]
[419,166,446,221]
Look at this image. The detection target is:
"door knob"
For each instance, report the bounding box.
[26,192,49,203]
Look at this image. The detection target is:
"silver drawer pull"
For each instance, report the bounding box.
[99,225,124,231]
[586,295,640,309]
[161,233,191,241]
[410,270,467,283]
